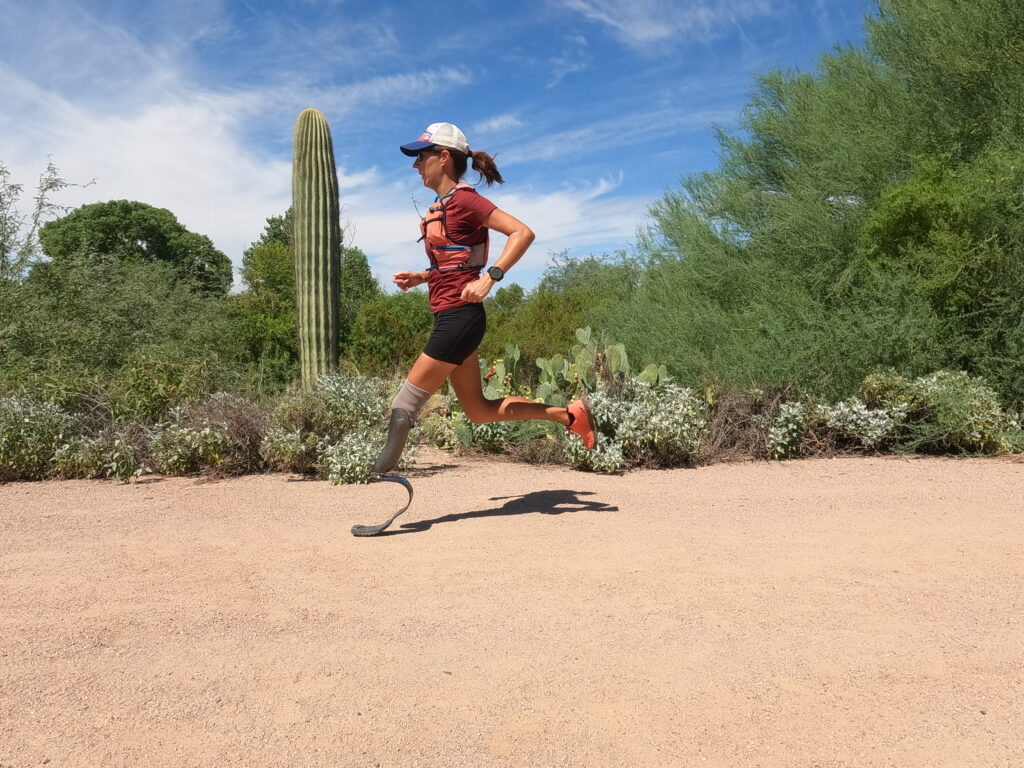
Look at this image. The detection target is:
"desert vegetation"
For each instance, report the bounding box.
[2,0,1022,483]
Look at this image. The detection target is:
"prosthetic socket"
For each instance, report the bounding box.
[373,380,430,474]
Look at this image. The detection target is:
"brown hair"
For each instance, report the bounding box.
[447,148,504,186]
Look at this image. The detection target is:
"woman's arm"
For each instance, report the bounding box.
[460,208,535,303]
[393,270,430,291]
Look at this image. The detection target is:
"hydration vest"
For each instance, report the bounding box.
[420,183,489,274]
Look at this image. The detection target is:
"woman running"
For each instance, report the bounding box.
[372,122,597,475]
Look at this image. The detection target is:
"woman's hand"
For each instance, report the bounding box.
[460,276,495,303]
[393,270,427,291]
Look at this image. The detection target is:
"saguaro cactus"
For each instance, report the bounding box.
[292,107,342,389]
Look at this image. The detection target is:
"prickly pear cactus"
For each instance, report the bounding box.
[292,108,341,389]
[535,327,635,402]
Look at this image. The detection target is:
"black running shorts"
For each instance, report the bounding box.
[423,303,486,365]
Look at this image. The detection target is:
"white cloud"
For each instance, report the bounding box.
[473,114,525,135]
[488,175,649,266]
[0,0,671,294]
[501,107,735,164]
[556,0,776,47]
[0,70,293,274]
[0,0,473,287]
[547,33,591,87]
[306,68,473,124]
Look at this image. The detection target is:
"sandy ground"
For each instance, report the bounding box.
[1,449,1023,768]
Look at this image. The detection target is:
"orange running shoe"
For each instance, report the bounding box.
[566,396,597,450]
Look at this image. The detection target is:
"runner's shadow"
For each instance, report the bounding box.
[382,489,618,535]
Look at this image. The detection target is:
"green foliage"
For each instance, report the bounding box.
[535,327,630,405]
[766,402,807,459]
[860,369,1019,454]
[318,432,384,485]
[766,397,908,458]
[481,253,641,372]
[343,291,432,376]
[2,255,235,374]
[1,160,84,279]
[261,373,415,482]
[37,200,231,295]
[230,239,298,392]
[816,399,908,451]
[560,381,708,473]
[0,396,81,481]
[340,246,383,345]
[248,208,294,251]
[766,369,1022,459]
[859,148,1024,400]
[480,285,583,375]
[0,250,250,423]
[867,0,1024,160]
[261,428,317,475]
[146,399,265,478]
[292,108,342,388]
[242,240,295,303]
[148,421,233,476]
[106,348,242,424]
[52,426,147,482]
[592,0,1024,408]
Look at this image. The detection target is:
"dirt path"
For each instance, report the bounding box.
[2,450,1023,767]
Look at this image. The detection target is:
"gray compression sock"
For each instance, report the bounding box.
[391,380,430,415]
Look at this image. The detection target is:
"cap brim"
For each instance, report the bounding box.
[400,140,435,156]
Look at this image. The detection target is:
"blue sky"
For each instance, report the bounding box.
[0,0,874,290]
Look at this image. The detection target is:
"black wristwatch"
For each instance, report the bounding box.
[486,266,504,281]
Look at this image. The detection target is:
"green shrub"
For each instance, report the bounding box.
[261,373,415,482]
[148,421,233,476]
[766,402,807,459]
[900,370,1017,454]
[859,368,1013,452]
[318,432,385,485]
[270,374,393,439]
[767,368,1021,459]
[52,426,148,482]
[418,398,468,452]
[261,427,319,474]
[562,435,627,473]
[561,380,708,473]
[343,292,432,376]
[816,398,908,450]
[470,418,552,454]
[183,393,268,475]
[149,395,264,478]
[108,349,238,424]
[0,396,82,481]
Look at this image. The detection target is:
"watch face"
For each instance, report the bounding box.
[487,266,504,281]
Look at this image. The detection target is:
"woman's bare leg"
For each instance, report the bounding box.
[406,353,459,393]
[448,351,571,426]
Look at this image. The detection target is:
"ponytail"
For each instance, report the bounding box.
[449,148,505,186]
[469,150,504,186]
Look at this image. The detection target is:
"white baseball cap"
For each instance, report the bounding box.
[400,122,471,156]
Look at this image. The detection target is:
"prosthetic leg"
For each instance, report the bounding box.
[351,381,430,537]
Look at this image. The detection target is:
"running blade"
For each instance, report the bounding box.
[351,475,414,537]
